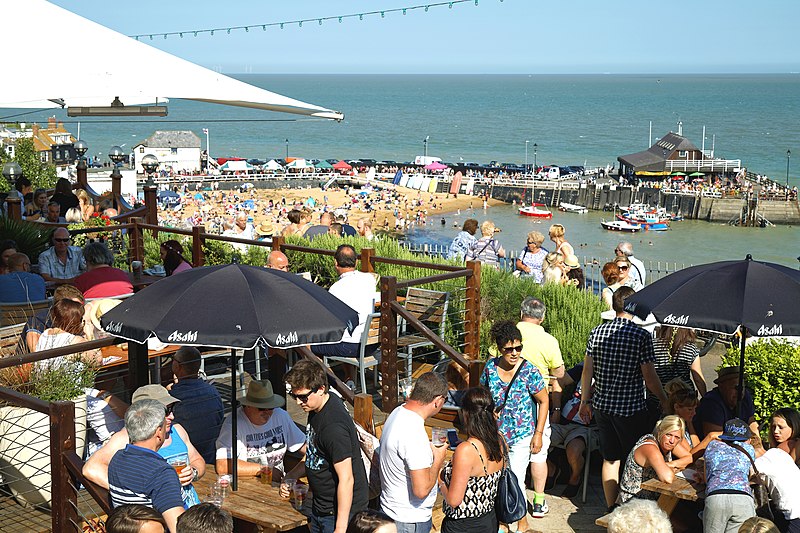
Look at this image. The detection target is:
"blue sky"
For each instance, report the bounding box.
[50,1,800,74]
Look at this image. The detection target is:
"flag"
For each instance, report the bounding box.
[202,128,208,134]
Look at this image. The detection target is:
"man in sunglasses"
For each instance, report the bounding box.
[215,380,305,479]
[84,385,205,510]
[282,360,368,533]
[38,227,86,284]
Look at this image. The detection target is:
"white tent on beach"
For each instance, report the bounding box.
[219,160,254,172]
[264,159,284,171]
[0,1,343,121]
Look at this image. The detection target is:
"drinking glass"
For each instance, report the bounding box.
[399,377,413,400]
[259,455,276,485]
[280,477,296,500]
[292,483,308,511]
[431,427,448,447]
[208,482,224,506]
[168,454,189,476]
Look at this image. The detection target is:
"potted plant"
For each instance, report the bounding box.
[0,358,96,509]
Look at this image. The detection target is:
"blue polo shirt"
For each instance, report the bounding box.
[0,271,46,302]
[171,379,224,465]
[108,444,184,514]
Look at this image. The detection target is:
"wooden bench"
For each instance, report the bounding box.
[397,288,449,377]
[0,323,25,357]
[0,300,50,328]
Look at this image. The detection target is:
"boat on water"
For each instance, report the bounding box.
[518,204,553,219]
[617,212,670,231]
[558,202,588,214]
[601,219,641,232]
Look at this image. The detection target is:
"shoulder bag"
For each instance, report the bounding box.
[494,361,528,524]
[728,442,774,521]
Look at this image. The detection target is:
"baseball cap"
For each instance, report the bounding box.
[132,384,180,406]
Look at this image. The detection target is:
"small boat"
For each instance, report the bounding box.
[617,213,670,231]
[558,202,588,214]
[518,204,553,219]
[601,219,641,232]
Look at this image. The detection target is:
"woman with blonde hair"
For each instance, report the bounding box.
[465,220,505,268]
[75,189,95,221]
[515,230,547,282]
[549,223,574,257]
[618,415,685,504]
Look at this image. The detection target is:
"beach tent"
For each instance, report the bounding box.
[425,161,448,171]
[689,172,705,177]
[0,1,343,121]
[314,160,333,170]
[332,160,352,171]
[264,159,284,171]
[286,158,310,169]
[220,160,253,172]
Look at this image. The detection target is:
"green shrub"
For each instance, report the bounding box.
[721,339,800,427]
[0,217,53,262]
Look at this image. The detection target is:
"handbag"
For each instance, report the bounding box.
[495,438,527,524]
[494,361,528,524]
[729,442,774,521]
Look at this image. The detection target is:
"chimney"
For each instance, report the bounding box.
[57,122,64,130]
[32,123,40,136]
[47,116,56,129]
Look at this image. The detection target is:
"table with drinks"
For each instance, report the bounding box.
[194,464,309,533]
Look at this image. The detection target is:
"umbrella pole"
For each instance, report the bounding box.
[231,348,238,491]
[737,325,747,419]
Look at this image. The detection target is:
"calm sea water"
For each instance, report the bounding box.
[9,74,797,266]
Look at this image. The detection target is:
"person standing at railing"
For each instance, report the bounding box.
[447,219,478,261]
[615,242,645,290]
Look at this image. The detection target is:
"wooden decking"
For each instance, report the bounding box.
[0,489,106,533]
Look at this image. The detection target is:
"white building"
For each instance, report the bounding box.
[132,131,201,173]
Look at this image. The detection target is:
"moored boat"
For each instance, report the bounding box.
[558,202,588,214]
[601,219,641,232]
[518,205,553,219]
[617,213,670,231]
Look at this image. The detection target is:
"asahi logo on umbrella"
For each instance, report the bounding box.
[757,324,782,336]
[662,314,690,325]
[105,321,123,334]
[275,331,298,346]
[167,330,198,343]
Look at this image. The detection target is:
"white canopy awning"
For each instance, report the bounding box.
[264,159,284,170]
[220,161,253,172]
[0,1,343,121]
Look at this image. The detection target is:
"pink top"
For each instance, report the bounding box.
[172,261,192,275]
[75,267,133,298]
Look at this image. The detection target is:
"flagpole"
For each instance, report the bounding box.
[205,128,211,159]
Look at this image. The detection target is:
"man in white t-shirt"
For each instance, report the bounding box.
[755,445,800,527]
[379,372,449,533]
[215,380,306,477]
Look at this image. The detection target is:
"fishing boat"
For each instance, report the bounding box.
[558,202,588,214]
[601,219,641,232]
[616,212,670,231]
[518,204,553,219]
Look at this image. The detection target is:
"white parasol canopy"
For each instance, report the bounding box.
[0,1,343,121]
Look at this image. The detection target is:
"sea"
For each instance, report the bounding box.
[6,74,798,267]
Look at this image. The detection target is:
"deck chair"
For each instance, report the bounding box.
[0,299,51,328]
[396,288,449,378]
[324,312,381,394]
[0,322,25,357]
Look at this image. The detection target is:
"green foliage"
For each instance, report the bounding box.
[0,359,97,403]
[721,340,800,427]
[11,138,58,191]
[0,217,53,261]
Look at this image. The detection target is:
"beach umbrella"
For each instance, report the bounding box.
[425,161,448,171]
[624,255,800,416]
[670,171,687,176]
[332,160,352,170]
[688,172,705,177]
[100,264,359,489]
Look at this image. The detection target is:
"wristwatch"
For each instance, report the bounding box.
[552,407,561,412]
[191,467,199,482]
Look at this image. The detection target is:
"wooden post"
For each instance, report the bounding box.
[111,166,122,211]
[5,195,22,220]
[464,260,481,361]
[143,185,158,236]
[354,393,375,435]
[76,159,88,190]
[380,275,399,411]
[127,341,150,402]
[360,247,375,273]
[191,225,205,267]
[129,218,145,264]
[270,235,284,252]
[50,401,78,532]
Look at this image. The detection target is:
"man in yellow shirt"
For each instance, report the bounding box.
[518,297,565,515]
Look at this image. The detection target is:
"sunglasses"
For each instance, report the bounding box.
[289,388,319,403]
[527,241,539,246]
[54,238,71,243]
[617,265,629,270]
[502,344,523,354]
[165,404,175,416]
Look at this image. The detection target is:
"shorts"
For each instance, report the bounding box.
[550,423,599,450]
[594,408,652,462]
[529,421,551,464]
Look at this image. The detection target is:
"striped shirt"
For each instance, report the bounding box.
[585,317,655,416]
[108,444,184,514]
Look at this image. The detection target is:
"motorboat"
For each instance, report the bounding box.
[601,219,641,232]
[518,204,553,219]
[558,202,588,214]
[617,212,670,231]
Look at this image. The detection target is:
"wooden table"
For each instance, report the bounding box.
[99,344,180,385]
[641,476,704,515]
[194,465,308,533]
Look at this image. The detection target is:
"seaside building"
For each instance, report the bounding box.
[617,131,741,179]
[132,130,202,174]
[0,116,77,166]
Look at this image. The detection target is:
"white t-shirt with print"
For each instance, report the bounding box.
[756,448,800,520]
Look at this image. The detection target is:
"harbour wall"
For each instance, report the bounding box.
[457,183,800,225]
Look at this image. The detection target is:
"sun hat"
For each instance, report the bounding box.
[255,220,274,236]
[564,254,580,269]
[714,366,740,384]
[239,380,285,409]
[132,384,180,406]
[88,298,122,332]
[719,418,751,442]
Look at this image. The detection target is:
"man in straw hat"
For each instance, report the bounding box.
[215,380,306,478]
[254,220,274,242]
[694,367,758,441]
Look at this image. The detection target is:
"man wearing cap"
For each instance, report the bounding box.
[215,380,306,478]
[83,385,205,509]
[167,347,224,465]
[694,366,758,441]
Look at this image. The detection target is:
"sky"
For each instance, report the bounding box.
[48,0,800,74]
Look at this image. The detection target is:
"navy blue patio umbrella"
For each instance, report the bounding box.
[624,255,800,416]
